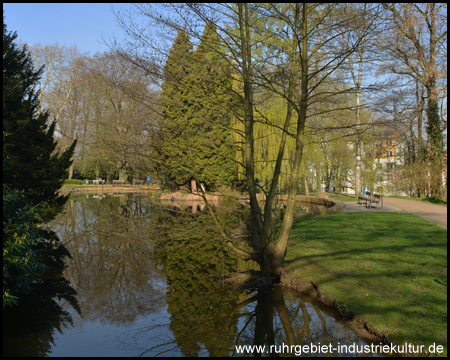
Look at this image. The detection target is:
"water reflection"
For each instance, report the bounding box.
[4,194,381,357]
[3,233,79,357]
[53,194,168,324]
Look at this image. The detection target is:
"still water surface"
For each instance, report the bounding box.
[3,194,381,357]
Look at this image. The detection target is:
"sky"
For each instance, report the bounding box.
[3,3,131,54]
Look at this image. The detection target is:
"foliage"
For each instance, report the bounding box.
[3,186,47,307]
[425,195,446,206]
[379,4,446,198]
[3,15,76,221]
[159,27,237,190]
[3,14,75,308]
[156,205,241,356]
[391,159,445,198]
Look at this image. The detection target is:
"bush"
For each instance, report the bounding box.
[425,195,447,206]
[3,187,46,307]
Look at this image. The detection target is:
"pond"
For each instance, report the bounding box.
[3,194,383,357]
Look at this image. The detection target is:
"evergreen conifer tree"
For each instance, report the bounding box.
[191,23,236,189]
[159,27,236,190]
[3,14,76,221]
[159,29,195,186]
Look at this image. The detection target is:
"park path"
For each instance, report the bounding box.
[382,197,447,229]
[341,196,447,229]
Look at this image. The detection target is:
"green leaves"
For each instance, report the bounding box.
[3,187,47,307]
[159,27,237,189]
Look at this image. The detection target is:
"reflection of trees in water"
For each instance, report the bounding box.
[234,288,373,357]
[159,205,242,357]
[113,203,370,357]
[46,195,372,357]
[51,194,167,324]
[3,233,79,357]
[114,285,370,357]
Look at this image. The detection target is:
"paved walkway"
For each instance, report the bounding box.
[341,196,447,229]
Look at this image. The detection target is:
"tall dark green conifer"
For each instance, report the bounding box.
[3,13,76,221]
[159,29,195,186]
[159,27,236,190]
[191,23,236,189]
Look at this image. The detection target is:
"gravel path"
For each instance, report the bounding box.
[340,196,447,229]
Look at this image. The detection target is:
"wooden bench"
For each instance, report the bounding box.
[358,191,383,208]
[133,179,144,185]
[367,193,383,208]
[150,180,162,186]
[112,180,125,186]
[358,191,372,207]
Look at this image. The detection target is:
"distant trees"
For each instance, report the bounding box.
[27,45,158,182]
[379,3,447,197]
[83,52,156,181]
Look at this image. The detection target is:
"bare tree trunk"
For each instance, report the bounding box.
[355,90,362,198]
[271,3,308,278]
[238,3,264,262]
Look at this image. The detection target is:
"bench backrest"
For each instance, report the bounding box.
[366,191,371,197]
[373,194,381,200]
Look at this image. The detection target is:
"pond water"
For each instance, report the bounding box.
[3,194,382,357]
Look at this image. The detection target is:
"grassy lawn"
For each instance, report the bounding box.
[328,194,359,202]
[285,212,447,355]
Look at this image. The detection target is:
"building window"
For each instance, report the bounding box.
[376,151,381,159]
[386,150,393,157]
[386,139,393,146]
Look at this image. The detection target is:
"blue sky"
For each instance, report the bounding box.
[3,3,131,54]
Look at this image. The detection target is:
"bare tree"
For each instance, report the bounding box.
[380,3,447,196]
[109,3,378,279]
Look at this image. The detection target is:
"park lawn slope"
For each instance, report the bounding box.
[285,212,447,355]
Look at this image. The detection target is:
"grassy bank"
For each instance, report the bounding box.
[285,212,447,356]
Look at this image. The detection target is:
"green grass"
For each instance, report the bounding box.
[63,179,86,185]
[285,212,447,355]
[328,194,359,202]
